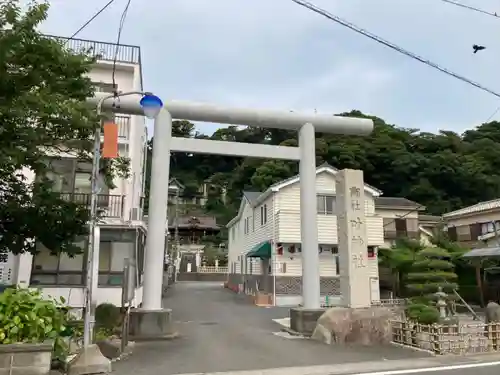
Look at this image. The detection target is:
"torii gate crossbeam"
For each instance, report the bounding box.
[89,93,373,314]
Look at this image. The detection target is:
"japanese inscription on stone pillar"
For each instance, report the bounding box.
[336,169,371,308]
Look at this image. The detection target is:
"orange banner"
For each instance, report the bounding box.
[102,122,118,158]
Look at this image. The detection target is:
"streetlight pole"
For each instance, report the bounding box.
[83,91,163,347]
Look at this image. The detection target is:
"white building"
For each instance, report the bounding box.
[5,36,148,311]
[226,163,431,306]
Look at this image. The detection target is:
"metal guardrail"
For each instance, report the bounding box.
[59,193,124,218]
[44,35,141,64]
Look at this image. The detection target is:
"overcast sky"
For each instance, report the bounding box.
[41,0,500,135]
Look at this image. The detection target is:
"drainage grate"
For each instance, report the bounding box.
[199,321,218,326]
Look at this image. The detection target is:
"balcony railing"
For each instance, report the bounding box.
[115,116,131,139]
[44,35,141,64]
[99,116,130,139]
[59,193,124,218]
[383,230,420,240]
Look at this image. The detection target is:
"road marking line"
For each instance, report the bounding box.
[355,360,500,375]
[172,360,500,375]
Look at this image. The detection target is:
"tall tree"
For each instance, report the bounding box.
[0,0,126,255]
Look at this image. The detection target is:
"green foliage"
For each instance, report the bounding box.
[378,239,423,295]
[406,247,458,296]
[0,288,70,359]
[95,303,121,334]
[405,303,440,325]
[146,112,500,227]
[202,245,226,266]
[0,0,128,255]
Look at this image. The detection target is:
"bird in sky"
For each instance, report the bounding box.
[473,44,486,54]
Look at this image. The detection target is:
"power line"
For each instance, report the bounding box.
[66,0,116,42]
[439,0,499,19]
[111,0,133,93]
[485,105,500,123]
[290,0,500,99]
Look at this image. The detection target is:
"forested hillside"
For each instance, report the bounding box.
[145,111,500,223]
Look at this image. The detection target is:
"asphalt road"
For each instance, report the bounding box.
[413,366,500,375]
[112,281,428,375]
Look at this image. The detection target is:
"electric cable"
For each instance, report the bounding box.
[439,0,499,19]
[111,0,133,94]
[290,0,500,99]
[484,106,500,123]
[65,0,116,43]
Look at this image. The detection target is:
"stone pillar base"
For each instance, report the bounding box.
[290,307,326,336]
[128,308,178,341]
[68,344,111,375]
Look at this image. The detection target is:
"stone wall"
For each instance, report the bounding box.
[0,342,53,375]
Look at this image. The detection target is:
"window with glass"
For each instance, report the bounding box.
[31,229,144,287]
[317,195,336,214]
[481,221,500,235]
[260,204,268,225]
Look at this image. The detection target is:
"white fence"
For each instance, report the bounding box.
[197,266,229,274]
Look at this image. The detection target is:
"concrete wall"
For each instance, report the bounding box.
[0,342,53,375]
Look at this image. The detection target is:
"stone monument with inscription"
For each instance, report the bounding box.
[310,169,393,345]
[336,168,371,308]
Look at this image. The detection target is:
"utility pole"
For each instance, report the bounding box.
[84,91,162,347]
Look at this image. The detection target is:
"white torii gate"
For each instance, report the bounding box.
[89,93,373,313]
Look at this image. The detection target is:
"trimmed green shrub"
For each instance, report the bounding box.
[405,303,440,325]
[95,303,121,334]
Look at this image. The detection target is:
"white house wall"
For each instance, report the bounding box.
[275,172,376,215]
[447,211,500,228]
[228,195,275,274]
[275,171,383,245]
[276,211,384,245]
[274,251,379,278]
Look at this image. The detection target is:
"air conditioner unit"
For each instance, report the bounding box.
[130,207,143,221]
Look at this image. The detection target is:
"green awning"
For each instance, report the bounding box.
[246,241,272,259]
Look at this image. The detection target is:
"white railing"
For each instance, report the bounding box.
[197,266,228,274]
[321,298,408,308]
[372,298,408,306]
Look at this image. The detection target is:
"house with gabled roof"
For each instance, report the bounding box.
[443,198,500,248]
[226,163,431,306]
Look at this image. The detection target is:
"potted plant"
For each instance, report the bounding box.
[0,287,71,374]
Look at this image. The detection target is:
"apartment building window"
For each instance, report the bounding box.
[317,195,336,215]
[93,82,117,93]
[244,217,250,234]
[31,230,144,286]
[481,221,500,235]
[394,219,407,237]
[260,204,268,226]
